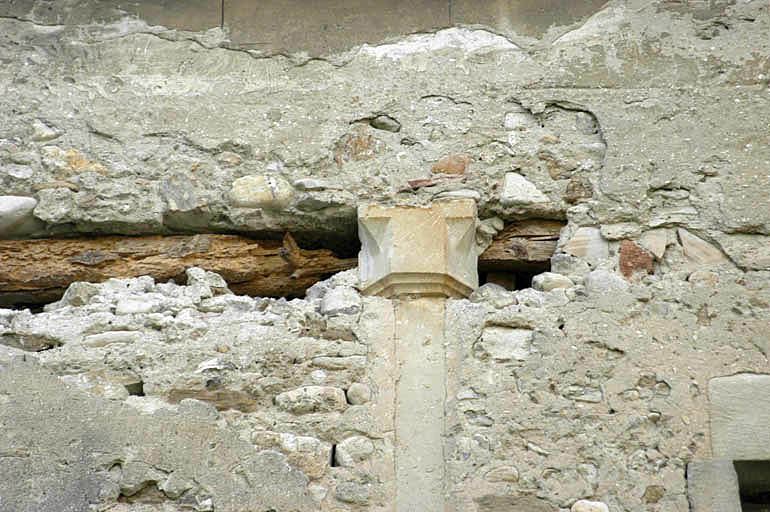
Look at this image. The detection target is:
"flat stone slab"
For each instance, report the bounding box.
[686,460,742,512]
[710,373,770,460]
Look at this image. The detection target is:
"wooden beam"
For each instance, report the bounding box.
[0,234,357,306]
[479,220,564,271]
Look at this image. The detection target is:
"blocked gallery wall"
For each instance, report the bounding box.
[1,0,770,511]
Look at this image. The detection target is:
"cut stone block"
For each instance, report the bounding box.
[710,373,770,460]
[686,460,742,512]
[358,200,478,298]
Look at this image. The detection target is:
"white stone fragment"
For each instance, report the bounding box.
[564,227,609,263]
[572,500,610,512]
[320,287,361,316]
[115,298,158,315]
[479,326,532,361]
[229,174,294,209]
[31,119,62,141]
[500,172,549,206]
[359,27,519,60]
[0,196,44,237]
[532,272,573,292]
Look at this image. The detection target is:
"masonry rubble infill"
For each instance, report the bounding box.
[358,199,478,511]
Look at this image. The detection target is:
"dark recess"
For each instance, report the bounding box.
[735,461,770,511]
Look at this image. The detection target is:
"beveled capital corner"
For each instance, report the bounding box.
[358,200,479,298]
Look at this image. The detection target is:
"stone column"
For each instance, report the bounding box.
[358,200,478,512]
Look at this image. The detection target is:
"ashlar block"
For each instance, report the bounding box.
[358,200,478,298]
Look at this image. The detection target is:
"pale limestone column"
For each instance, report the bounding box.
[358,200,478,512]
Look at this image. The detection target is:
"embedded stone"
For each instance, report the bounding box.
[551,252,591,282]
[619,240,654,279]
[293,178,330,191]
[431,154,472,175]
[320,287,361,316]
[334,436,374,467]
[370,114,401,132]
[564,227,609,263]
[677,228,729,265]
[31,119,62,141]
[468,283,516,308]
[640,229,668,260]
[229,174,294,209]
[572,500,609,512]
[215,151,242,167]
[484,466,519,482]
[346,383,371,405]
[584,269,629,295]
[358,200,478,298]
[59,282,101,307]
[600,222,642,240]
[532,272,573,291]
[478,326,532,361]
[275,386,347,414]
[0,196,44,238]
[435,189,481,201]
[500,172,549,206]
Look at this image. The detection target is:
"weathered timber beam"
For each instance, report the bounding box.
[479,219,565,271]
[0,234,357,306]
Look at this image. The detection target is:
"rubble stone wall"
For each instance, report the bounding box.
[1,0,770,511]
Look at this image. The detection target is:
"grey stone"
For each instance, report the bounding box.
[274,386,347,414]
[551,253,591,282]
[532,272,574,292]
[346,382,371,405]
[334,436,374,467]
[687,460,742,512]
[293,178,330,191]
[468,283,517,308]
[478,326,532,361]
[178,398,220,422]
[435,188,482,201]
[584,270,629,295]
[59,282,101,307]
[83,331,140,348]
[710,373,770,460]
[370,114,401,132]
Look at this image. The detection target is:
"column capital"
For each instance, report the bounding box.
[358,200,478,298]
